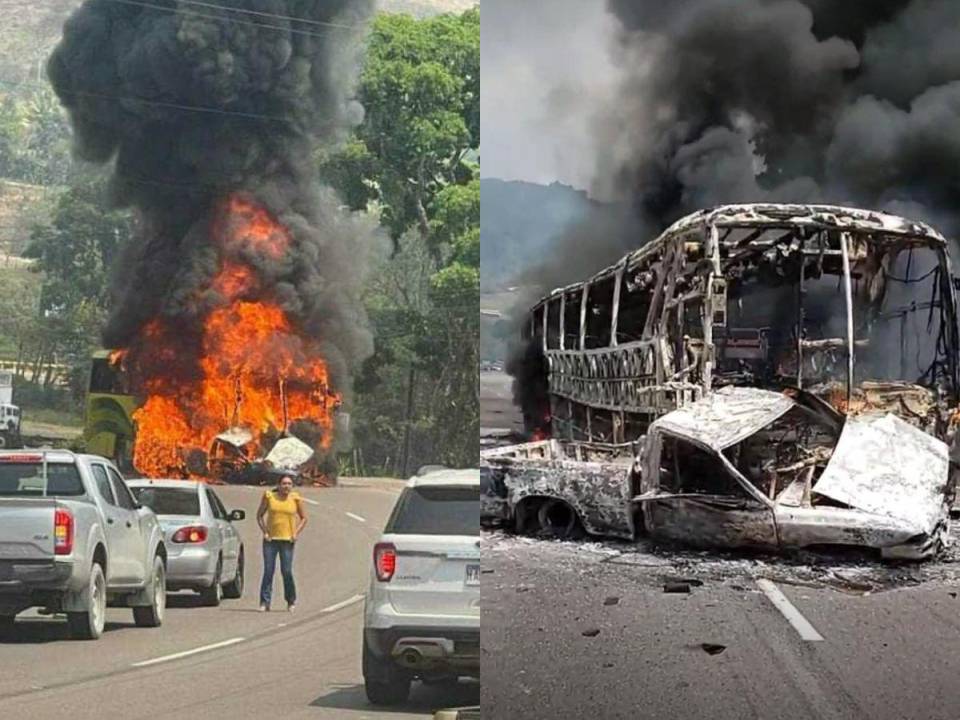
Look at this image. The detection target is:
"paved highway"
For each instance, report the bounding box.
[0,480,478,719]
[480,368,960,720]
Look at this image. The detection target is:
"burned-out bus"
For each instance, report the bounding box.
[520,203,960,443]
[488,204,960,555]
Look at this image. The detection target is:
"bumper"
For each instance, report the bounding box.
[165,546,218,590]
[365,626,480,676]
[0,559,74,593]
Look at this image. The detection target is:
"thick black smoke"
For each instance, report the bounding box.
[48,0,378,442]
[510,0,960,431]
[603,0,960,234]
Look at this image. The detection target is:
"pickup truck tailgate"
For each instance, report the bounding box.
[0,499,56,560]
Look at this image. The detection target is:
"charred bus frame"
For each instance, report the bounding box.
[523,204,960,443]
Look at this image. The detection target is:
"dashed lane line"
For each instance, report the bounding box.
[345,511,366,523]
[756,579,824,642]
[321,594,365,614]
[131,637,246,668]
[129,594,365,669]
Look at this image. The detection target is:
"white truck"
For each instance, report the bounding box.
[0,450,167,639]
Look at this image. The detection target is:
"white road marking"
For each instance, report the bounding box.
[131,637,246,668]
[321,593,365,614]
[345,511,366,523]
[756,579,824,642]
[301,497,320,506]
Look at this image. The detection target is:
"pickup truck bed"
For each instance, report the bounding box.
[0,450,167,639]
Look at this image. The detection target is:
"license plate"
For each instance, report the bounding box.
[465,564,480,586]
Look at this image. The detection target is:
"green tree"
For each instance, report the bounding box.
[322,8,480,475]
[321,9,479,243]
[23,176,132,397]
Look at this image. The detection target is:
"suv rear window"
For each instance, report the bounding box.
[130,486,200,516]
[0,462,83,497]
[386,485,478,536]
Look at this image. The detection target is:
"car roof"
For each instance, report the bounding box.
[407,468,479,488]
[125,478,204,491]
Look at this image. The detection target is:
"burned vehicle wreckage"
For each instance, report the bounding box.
[484,204,960,560]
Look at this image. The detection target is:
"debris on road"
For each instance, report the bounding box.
[581,628,601,637]
[700,644,727,656]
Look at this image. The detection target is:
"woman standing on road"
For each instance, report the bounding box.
[256,473,308,612]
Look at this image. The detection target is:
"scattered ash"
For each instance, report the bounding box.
[481,525,960,595]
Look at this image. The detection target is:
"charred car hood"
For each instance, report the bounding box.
[813,412,949,533]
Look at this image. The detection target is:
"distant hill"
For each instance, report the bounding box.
[481,178,600,290]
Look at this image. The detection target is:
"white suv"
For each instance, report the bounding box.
[363,469,480,705]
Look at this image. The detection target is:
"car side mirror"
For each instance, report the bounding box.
[229,509,246,522]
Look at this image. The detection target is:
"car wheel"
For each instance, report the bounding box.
[222,549,244,599]
[423,675,460,687]
[537,499,583,540]
[365,676,411,706]
[0,614,15,638]
[199,558,223,607]
[68,562,106,640]
[363,641,411,705]
[133,556,166,627]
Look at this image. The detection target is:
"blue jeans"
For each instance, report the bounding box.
[260,540,296,607]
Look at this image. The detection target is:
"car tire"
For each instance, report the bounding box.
[365,675,411,706]
[537,499,583,540]
[363,640,411,705]
[68,562,107,640]
[423,675,460,687]
[133,556,166,627]
[0,614,15,638]
[199,558,223,607]
[222,549,244,599]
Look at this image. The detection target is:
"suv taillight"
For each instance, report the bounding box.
[54,508,73,556]
[172,526,208,544]
[374,542,396,582]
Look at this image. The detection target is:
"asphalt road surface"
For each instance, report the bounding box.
[479,372,960,720]
[0,479,479,720]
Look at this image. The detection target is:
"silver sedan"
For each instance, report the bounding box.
[126,479,246,605]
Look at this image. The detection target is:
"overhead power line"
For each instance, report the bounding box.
[0,77,296,124]
[174,0,362,30]
[102,0,363,39]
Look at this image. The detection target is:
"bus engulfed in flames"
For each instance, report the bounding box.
[117,195,341,482]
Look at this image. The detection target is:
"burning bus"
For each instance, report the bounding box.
[485,203,960,558]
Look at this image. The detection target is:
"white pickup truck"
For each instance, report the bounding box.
[0,450,167,639]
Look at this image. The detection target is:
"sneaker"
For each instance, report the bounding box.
[259,604,269,612]
[287,603,296,613]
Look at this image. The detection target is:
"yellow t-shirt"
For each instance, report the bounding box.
[264,490,301,541]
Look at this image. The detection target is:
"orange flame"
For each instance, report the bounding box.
[127,195,340,479]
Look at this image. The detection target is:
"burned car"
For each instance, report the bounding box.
[483,386,952,559]
[636,386,951,560]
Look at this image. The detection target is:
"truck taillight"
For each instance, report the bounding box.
[374,542,396,582]
[171,526,208,544]
[54,508,73,556]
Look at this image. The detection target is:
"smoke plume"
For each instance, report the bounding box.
[48,0,378,452]
[509,0,960,431]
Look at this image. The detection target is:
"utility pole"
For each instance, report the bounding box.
[400,365,416,478]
